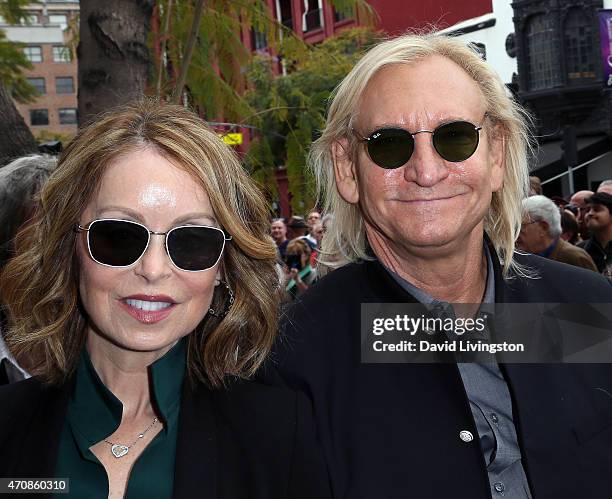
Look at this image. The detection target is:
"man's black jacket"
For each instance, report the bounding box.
[265,252,612,499]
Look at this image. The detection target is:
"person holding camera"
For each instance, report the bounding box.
[283,238,317,301]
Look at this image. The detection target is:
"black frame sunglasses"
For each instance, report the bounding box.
[76,218,231,272]
[353,115,487,169]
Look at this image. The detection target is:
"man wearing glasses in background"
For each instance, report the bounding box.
[569,189,594,240]
[267,33,612,499]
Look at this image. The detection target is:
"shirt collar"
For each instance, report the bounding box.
[69,338,187,448]
[0,333,30,383]
[382,241,496,305]
[537,238,558,258]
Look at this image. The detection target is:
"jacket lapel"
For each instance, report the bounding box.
[173,380,218,499]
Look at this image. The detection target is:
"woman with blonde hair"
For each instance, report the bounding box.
[0,101,330,499]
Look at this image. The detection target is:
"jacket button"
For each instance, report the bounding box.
[459,430,474,442]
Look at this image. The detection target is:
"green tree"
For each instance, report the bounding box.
[155,0,374,120]
[0,0,38,165]
[76,0,373,126]
[244,27,378,212]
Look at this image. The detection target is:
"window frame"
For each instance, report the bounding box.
[26,77,46,95]
[58,108,77,125]
[24,46,43,63]
[563,7,597,84]
[57,107,79,125]
[30,109,49,126]
[48,14,68,30]
[524,14,561,91]
[55,76,74,94]
[52,45,72,63]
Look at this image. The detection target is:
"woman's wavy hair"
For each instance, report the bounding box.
[0,100,279,388]
[309,32,534,277]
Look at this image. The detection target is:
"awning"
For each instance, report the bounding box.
[531,135,612,181]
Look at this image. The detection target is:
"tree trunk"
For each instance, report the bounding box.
[78,0,155,126]
[0,82,37,167]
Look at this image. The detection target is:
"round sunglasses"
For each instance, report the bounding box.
[353,116,486,169]
[76,218,231,272]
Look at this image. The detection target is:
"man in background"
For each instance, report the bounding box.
[518,195,597,271]
[305,210,321,247]
[560,209,580,245]
[569,189,594,239]
[581,192,612,275]
[271,218,289,259]
[528,176,542,196]
[288,216,316,250]
[597,179,612,195]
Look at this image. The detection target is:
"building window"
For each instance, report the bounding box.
[48,14,68,30]
[303,0,323,32]
[251,29,268,50]
[333,8,347,23]
[30,109,49,126]
[55,76,74,94]
[564,7,596,83]
[58,108,77,125]
[525,14,560,91]
[23,46,43,63]
[276,0,293,30]
[20,14,38,25]
[27,77,46,94]
[53,45,72,62]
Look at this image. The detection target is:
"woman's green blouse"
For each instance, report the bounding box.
[53,339,186,498]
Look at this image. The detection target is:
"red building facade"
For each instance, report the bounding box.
[241,0,494,217]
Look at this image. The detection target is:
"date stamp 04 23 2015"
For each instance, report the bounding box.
[0,479,69,494]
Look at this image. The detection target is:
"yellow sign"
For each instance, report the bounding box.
[221,133,243,145]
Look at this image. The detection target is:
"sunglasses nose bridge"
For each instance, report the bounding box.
[134,231,173,278]
[408,129,439,160]
[402,131,450,187]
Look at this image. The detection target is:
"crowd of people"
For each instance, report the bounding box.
[517,178,611,275]
[271,178,612,301]
[0,30,611,499]
[269,211,327,301]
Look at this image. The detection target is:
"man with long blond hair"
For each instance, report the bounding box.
[266,32,612,499]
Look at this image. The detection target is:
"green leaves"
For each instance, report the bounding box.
[245,27,377,211]
[0,0,35,25]
[0,1,37,103]
[152,0,375,211]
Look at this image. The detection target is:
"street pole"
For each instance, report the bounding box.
[562,125,577,194]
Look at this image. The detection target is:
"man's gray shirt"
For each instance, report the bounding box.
[384,246,532,498]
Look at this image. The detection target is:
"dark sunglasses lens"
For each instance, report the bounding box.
[367,128,414,169]
[167,227,225,271]
[433,121,479,162]
[88,220,148,266]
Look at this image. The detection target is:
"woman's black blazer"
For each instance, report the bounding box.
[0,372,332,499]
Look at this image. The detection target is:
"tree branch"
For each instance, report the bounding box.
[171,0,205,104]
[156,0,173,97]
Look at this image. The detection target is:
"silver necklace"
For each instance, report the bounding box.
[103,417,159,458]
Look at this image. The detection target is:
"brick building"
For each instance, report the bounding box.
[1,0,79,139]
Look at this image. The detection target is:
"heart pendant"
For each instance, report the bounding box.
[111,444,129,458]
